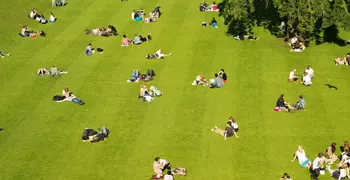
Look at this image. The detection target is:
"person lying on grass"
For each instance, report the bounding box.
[0,50,10,58]
[291,145,312,168]
[127,69,155,82]
[209,73,222,88]
[234,33,259,41]
[82,127,110,143]
[211,121,238,140]
[139,34,152,42]
[288,69,298,82]
[335,56,348,66]
[54,91,85,105]
[133,34,142,45]
[37,68,49,76]
[192,73,209,86]
[48,13,56,23]
[146,49,172,59]
[301,72,312,86]
[49,66,68,77]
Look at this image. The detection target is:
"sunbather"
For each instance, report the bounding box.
[335,57,348,66]
[121,35,131,46]
[37,68,49,76]
[146,49,172,59]
[0,50,10,58]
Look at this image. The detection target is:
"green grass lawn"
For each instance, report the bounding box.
[1,0,350,179]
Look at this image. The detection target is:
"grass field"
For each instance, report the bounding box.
[1,0,350,179]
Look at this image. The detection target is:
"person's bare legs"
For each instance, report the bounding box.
[211,126,224,136]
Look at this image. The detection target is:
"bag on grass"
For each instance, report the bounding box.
[53,95,65,101]
[171,168,187,176]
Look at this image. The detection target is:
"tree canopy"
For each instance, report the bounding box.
[219,0,350,45]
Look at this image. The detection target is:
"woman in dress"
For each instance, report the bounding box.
[291,145,311,168]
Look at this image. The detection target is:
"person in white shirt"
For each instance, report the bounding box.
[155,49,172,59]
[326,164,349,180]
[290,36,298,46]
[305,65,314,79]
[310,152,326,180]
[48,13,56,22]
[301,72,312,86]
[288,69,298,82]
[164,171,174,180]
[292,146,311,168]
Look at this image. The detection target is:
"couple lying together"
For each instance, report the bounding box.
[127,69,155,82]
[334,53,350,66]
[192,69,227,88]
[121,34,152,46]
[37,66,67,76]
[139,84,162,102]
[85,25,118,37]
[53,88,85,105]
[82,127,110,143]
[274,94,306,112]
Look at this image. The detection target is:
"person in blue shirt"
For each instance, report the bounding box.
[85,44,94,56]
[210,73,223,88]
[293,95,306,110]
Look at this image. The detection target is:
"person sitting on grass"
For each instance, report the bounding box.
[48,13,56,23]
[199,3,206,11]
[139,84,153,102]
[228,116,239,138]
[335,57,348,66]
[192,73,209,86]
[132,9,144,21]
[280,173,292,180]
[133,34,142,45]
[293,95,306,110]
[0,50,10,58]
[305,65,315,79]
[326,163,349,180]
[20,26,31,37]
[29,9,39,19]
[210,1,218,11]
[211,17,218,28]
[85,43,94,56]
[139,34,152,42]
[310,152,327,180]
[149,85,162,97]
[289,41,306,52]
[209,73,222,88]
[301,72,312,86]
[121,35,132,46]
[203,1,209,10]
[291,145,312,168]
[289,36,298,47]
[211,121,237,140]
[218,69,227,83]
[274,94,295,112]
[288,69,298,82]
[325,143,338,165]
[37,68,49,76]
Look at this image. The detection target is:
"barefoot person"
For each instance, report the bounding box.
[211,121,237,140]
[291,145,311,168]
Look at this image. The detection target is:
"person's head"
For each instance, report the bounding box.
[331,142,337,151]
[154,157,160,162]
[64,88,69,92]
[88,43,92,47]
[227,121,231,126]
[283,173,289,178]
[123,34,126,38]
[292,68,296,72]
[297,145,303,151]
[213,17,216,20]
[213,1,216,4]
[317,152,323,158]
[279,94,284,99]
[214,73,218,77]
[51,12,54,15]
[221,69,224,72]
[298,95,303,99]
[345,141,349,146]
[306,65,310,70]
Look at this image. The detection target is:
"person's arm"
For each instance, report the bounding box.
[292,152,297,162]
[56,98,69,103]
[224,131,227,140]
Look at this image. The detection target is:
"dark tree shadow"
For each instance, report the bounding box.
[323,24,346,46]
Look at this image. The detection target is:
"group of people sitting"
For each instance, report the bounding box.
[28,9,56,24]
[199,1,219,12]
[121,34,152,46]
[334,53,350,66]
[201,17,218,28]
[53,88,85,105]
[139,84,162,102]
[0,50,10,58]
[132,6,161,23]
[274,94,306,112]
[288,66,315,86]
[211,116,239,140]
[291,143,350,180]
[192,69,227,88]
[85,25,118,37]
[37,66,67,76]
[52,0,66,7]
[85,43,103,56]
[20,26,46,38]
[81,126,110,143]
[146,49,171,59]
[289,36,306,52]
[127,69,156,82]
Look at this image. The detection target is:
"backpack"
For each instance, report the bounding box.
[150,86,162,96]
[53,95,65,101]
[171,168,187,176]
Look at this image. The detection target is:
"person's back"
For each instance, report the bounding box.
[303,75,311,85]
[225,125,234,137]
[215,76,222,87]
[133,36,141,44]
[50,66,59,76]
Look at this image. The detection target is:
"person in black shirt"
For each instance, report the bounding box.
[280,173,292,180]
[211,122,235,140]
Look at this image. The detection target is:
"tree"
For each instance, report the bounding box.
[220,0,350,44]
